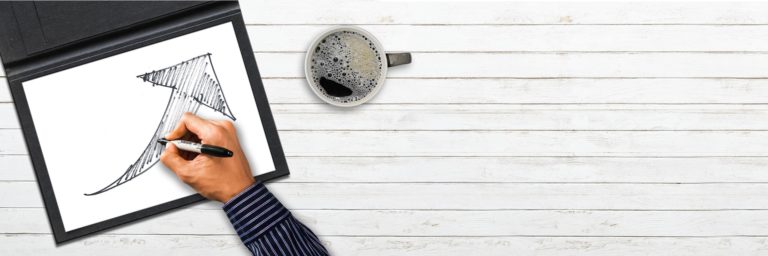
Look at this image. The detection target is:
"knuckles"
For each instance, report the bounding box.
[214,125,228,135]
[221,120,235,129]
[177,172,196,183]
[159,152,170,164]
[218,120,236,133]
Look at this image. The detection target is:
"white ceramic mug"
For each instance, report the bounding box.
[304,26,411,107]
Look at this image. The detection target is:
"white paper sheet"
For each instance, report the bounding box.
[22,22,276,231]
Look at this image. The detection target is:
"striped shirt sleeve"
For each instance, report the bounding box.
[223,182,330,256]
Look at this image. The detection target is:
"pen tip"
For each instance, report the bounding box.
[157,138,168,145]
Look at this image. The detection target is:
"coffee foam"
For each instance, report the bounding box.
[309,30,383,103]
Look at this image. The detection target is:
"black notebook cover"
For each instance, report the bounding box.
[0,1,289,244]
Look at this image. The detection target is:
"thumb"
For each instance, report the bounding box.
[160,143,186,174]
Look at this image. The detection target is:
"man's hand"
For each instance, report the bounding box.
[160,112,255,203]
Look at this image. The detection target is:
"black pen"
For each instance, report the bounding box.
[157,138,233,157]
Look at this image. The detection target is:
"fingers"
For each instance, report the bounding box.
[166,112,212,140]
[159,143,186,174]
[212,120,236,133]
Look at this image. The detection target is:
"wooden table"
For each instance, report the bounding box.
[4,1,768,255]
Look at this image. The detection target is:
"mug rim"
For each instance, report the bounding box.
[304,26,388,107]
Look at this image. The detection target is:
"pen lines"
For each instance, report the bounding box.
[85,53,236,196]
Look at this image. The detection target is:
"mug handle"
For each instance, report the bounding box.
[386,52,412,67]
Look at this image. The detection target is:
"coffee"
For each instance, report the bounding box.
[305,26,410,107]
[308,30,383,103]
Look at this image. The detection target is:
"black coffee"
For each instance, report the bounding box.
[319,77,353,97]
[308,30,383,104]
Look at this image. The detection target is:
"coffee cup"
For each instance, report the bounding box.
[304,26,411,107]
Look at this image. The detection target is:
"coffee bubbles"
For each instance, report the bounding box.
[305,26,410,107]
[308,31,382,104]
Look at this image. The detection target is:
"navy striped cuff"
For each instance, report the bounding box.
[223,182,291,243]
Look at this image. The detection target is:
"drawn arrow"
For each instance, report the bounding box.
[85,53,236,196]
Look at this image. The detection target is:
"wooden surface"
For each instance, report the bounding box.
[3,1,768,255]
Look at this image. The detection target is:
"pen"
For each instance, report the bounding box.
[157,138,233,157]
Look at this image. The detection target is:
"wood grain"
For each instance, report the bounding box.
[0,78,7,102]
[4,1,768,254]
[268,104,768,131]
[255,52,768,78]
[239,1,768,25]
[259,78,768,104]
[7,104,768,130]
[5,182,768,210]
[8,208,768,237]
[8,78,768,104]
[247,25,768,52]
[4,235,768,256]
[262,130,768,157]
[7,155,768,183]
[3,129,768,157]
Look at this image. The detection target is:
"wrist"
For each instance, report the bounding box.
[220,179,256,203]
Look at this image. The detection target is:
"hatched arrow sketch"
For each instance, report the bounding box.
[85,53,236,196]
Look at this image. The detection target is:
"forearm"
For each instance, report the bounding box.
[223,182,329,256]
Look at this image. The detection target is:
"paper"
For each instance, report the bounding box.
[22,22,275,231]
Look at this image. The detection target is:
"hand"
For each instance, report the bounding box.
[159,112,255,203]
